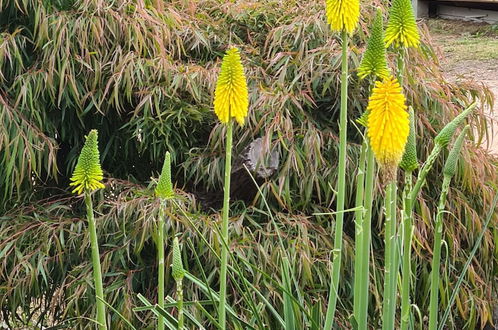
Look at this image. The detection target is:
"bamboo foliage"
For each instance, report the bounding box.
[0,0,497,328]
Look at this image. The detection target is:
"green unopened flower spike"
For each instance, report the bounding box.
[70,130,105,195]
[400,107,418,171]
[435,102,476,147]
[358,8,390,80]
[172,237,185,282]
[385,0,420,48]
[443,125,469,177]
[156,152,174,199]
[172,236,185,328]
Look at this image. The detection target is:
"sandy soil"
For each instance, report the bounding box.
[445,60,498,154]
[427,19,498,154]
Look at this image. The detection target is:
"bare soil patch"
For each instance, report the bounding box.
[427,19,498,154]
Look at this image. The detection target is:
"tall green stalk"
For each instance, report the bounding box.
[324,29,349,330]
[176,278,184,329]
[400,172,413,330]
[382,181,397,330]
[157,202,166,330]
[156,151,174,330]
[353,141,367,322]
[428,175,450,330]
[400,107,418,330]
[219,120,233,329]
[429,126,469,330]
[357,145,375,329]
[85,192,107,330]
[409,144,442,203]
[396,48,405,85]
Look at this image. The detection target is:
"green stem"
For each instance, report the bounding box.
[85,191,107,330]
[324,29,349,330]
[158,201,166,330]
[397,48,405,86]
[177,279,184,329]
[382,181,397,330]
[358,144,375,329]
[410,144,443,205]
[400,171,413,330]
[428,175,451,330]
[218,120,233,329]
[353,140,367,323]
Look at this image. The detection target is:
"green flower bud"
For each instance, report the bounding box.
[435,103,475,147]
[156,152,174,199]
[172,237,185,282]
[69,130,105,195]
[358,8,390,80]
[400,107,418,171]
[443,125,469,177]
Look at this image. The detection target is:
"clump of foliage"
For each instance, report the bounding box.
[0,0,497,328]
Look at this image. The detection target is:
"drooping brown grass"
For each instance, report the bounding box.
[0,0,497,328]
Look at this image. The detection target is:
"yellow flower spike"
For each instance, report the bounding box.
[367,76,410,178]
[385,0,420,48]
[213,47,249,126]
[325,0,360,34]
[69,130,105,194]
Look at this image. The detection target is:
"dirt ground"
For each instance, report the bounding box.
[427,19,498,154]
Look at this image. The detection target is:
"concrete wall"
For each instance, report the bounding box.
[416,1,498,23]
[437,4,498,23]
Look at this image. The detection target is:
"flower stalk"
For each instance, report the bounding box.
[356,144,376,329]
[382,180,398,330]
[70,130,107,330]
[354,10,389,326]
[400,107,418,330]
[218,119,233,328]
[157,202,166,330]
[428,126,469,330]
[324,29,350,329]
[400,172,413,330]
[353,141,367,323]
[213,47,249,329]
[365,74,409,329]
[323,0,359,324]
[155,151,175,330]
[85,191,107,330]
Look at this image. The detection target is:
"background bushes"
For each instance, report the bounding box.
[0,0,497,328]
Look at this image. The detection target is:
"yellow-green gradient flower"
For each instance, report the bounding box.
[385,0,420,48]
[358,9,390,80]
[70,130,105,194]
[367,76,409,173]
[213,47,249,126]
[325,0,360,34]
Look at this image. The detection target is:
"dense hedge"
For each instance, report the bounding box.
[0,0,497,328]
